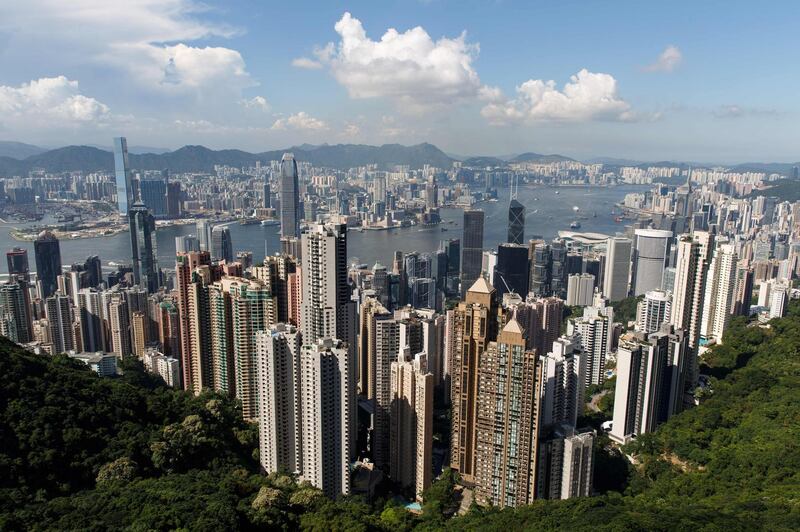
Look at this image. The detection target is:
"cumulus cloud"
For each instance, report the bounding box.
[310,12,482,106]
[0,76,111,124]
[644,45,683,72]
[271,112,328,131]
[481,69,633,125]
[292,57,323,69]
[239,95,271,111]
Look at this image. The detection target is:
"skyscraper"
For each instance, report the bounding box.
[0,281,32,343]
[566,273,596,306]
[493,243,530,298]
[603,237,632,301]
[257,324,303,476]
[567,295,614,387]
[129,202,159,293]
[279,153,300,239]
[461,210,485,295]
[539,336,586,428]
[507,199,525,245]
[113,136,133,214]
[390,351,434,501]
[299,338,354,499]
[537,425,595,500]
[6,247,30,281]
[474,317,540,507]
[700,243,737,345]
[631,229,672,296]
[45,293,74,354]
[34,230,62,299]
[175,251,214,394]
[139,177,167,216]
[211,225,234,263]
[196,220,212,252]
[166,181,182,217]
[450,277,497,483]
[637,289,672,334]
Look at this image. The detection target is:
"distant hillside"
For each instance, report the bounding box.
[0,141,46,159]
[461,156,507,167]
[510,152,574,163]
[0,142,454,175]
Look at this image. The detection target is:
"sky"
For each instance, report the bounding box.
[0,0,798,163]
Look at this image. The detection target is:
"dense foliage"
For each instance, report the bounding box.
[2,302,800,530]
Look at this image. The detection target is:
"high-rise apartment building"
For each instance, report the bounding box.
[637,289,672,334]
[389,351,434,501]
[175,251,214,394]
[474,318,541,507]
[450,277,497,483]
[256,324,303,476]
[566,273,595,306]
[0,281,32,343]
[537,425,595,500]
[539,336,585,428]
[700,243,737,344]
[108,296,131,357]
[299,338,354,499]
[45,293,74,354]
[6,247,30,281]
[567,294,614,387]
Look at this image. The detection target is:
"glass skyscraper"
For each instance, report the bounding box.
[34,230,62,299]
[461,210,485,295]
[507,199,525,245]
[113,136,134,214]
[129,202,159,293]
[279,153,300,239]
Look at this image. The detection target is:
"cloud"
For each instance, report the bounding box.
[271,112,328,131]
[644,45,682,73]
[712,105,779,119]
[1,1,254,97]
[240,95,271,111]
[292,57,323,69]
[481,69,633,125]
[0,76,111,124]
[310,12,482,106]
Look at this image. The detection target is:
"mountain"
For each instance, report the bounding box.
[0,141,47,159]
[0,142,454,175]
[731,162,799,175]
[510,152,575,163]
[461,156,507,167]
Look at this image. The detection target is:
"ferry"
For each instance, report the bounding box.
[570,221,581,229]
[260,219,279,226]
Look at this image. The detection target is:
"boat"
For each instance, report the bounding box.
[572,206,580,212]
[441,227,448,231]
[614,216,623,223]
[554,190,560,195]
[570,221,581,229]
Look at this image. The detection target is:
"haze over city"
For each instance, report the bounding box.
[1,1,798,162]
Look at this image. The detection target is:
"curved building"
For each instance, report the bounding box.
[631,229,672,296]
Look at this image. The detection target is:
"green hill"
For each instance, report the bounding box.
[1,302,799,530]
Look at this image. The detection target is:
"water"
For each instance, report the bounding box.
[0,185,645,272]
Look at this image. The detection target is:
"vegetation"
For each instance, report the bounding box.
[747,178,800,203]
[610,295,642,328]
[2,302,800,530]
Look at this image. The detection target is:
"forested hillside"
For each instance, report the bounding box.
[1,303,799,530]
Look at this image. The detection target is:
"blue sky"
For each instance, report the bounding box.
[0,0,797,162]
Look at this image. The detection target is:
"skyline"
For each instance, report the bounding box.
[1,1,799,162]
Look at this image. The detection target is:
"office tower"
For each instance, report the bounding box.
[443,238,461,280]
[474,318,540,507]
[700,244,737,344]
[262,181,271,209]
[610,326,688,444]
[113,137,133,214]
[175,235,200,254]
[166,181,182,217]
[0,281,32,343]
[44,293,73,353]
[508,199,525,245]
[481,250,497,286]
[196,220,212,252]
[450,277,498,483]
[279,153,300,239]
[108,296,131,357]
[77,288,105,352]
[209,277,274,419]
[566,274,595,306]
[300,223,355,352]
[602,237,631,301]
[670,231,713,394]
[299,338,353,499]
[257,324,302,476]
[567,295,613,387]
[175,251,213,394]
[373,174,387,205]
[530,241,552,297]
[539,336,585,428]
[129,202,159,293]
[211,225,233,263]
[631,229,672,296]
[637,289,671,334]
[409,277,436,309]
[82,256,102,288]
[537,426,595,500]
[390,351,434,501]
[549,239,568,298]
[34,230,62,299]
[661,266,676,293]
[371,262,390,308]
[461,210,485,295]
[494,243,530,298]
[131,311,148,357]
[139,178,167,216]
[6,247,30,280]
